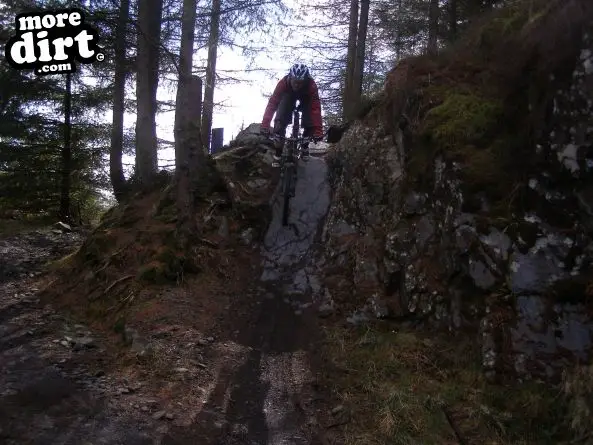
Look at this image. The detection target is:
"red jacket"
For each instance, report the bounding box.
[261,75,323,136]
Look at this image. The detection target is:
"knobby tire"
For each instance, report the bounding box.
[282,164,293,226]
[280,108,301,226]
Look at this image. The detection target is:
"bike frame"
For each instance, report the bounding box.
[269,105,311,226]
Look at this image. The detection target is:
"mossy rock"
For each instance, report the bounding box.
[404,140,438,192]
[408,83,529,216]
[468,4,530,51]
[422,90,504,151]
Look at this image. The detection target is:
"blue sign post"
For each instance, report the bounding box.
[210,127,224,154]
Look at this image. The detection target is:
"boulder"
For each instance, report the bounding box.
[319,18,593,381]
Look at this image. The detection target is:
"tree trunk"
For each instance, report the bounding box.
[363,26,373,93]
[175,0,202,235]
[135,0,163,185]
[427,0,439,55]
[175,0,197,171]
[201,0,221,153]
[110,0,130,201]
[59,73,72,222]
[396,0,402,61]
[352,0,369,104]
[175,76,202,236]
[448,0,458,41]
[465,0,483,25]
[343,0,358,120]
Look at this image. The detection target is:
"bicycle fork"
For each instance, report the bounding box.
[280,162,296,197]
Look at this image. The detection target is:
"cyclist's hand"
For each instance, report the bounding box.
[260,126,270,136]
[312,135,323,143]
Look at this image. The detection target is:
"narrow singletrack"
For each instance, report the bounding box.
[162,155,332,444]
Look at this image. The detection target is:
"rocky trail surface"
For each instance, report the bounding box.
[0,152,335,444]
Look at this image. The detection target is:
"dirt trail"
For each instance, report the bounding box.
[161,155,332,444]
[0,155,334,444]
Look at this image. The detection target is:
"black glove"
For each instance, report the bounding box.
[312,135,323,143]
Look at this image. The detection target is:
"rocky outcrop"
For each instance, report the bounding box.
[320,3,593,381]
[214,124,277,204]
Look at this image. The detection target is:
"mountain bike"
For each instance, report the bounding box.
[269,106,312,226]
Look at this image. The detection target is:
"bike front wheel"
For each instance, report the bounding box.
[282,165,294,226]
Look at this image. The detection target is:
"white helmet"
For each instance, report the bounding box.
[288,63,309,80]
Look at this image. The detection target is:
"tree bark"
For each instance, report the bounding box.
[201,0,221,153]
[110,0,130,201]
[352,0,369,103]
[175,0,197,171]
[396,0,402,61]
[448,0,458,41]
[343,0,358,120]
[59,73,72,222]
[363,26,373,93]
[175,0,197,161]
[427,0,439,55]
[135,0,163,185]
[175,76,202,236]
[175,0,202,235]
[465,0,483,25]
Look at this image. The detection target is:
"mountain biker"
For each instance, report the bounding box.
[260,63,323,167]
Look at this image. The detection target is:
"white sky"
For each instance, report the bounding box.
[119,47,288,169]
[125,0,345,172]
[138,0,319,170]
[8,0,343,178]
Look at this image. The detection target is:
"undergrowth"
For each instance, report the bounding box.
[383,0,593,220]
[321,323,579,445]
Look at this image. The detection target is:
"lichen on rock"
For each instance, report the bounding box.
[320,0,593,381]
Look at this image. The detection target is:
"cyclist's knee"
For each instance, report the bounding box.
[273,121,286,135]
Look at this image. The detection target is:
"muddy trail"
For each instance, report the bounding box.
[0,155,333,445]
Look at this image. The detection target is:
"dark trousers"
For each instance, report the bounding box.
[273,92,314,138]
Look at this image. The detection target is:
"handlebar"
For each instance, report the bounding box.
[261,126,331,142]
[268,133,314,143]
